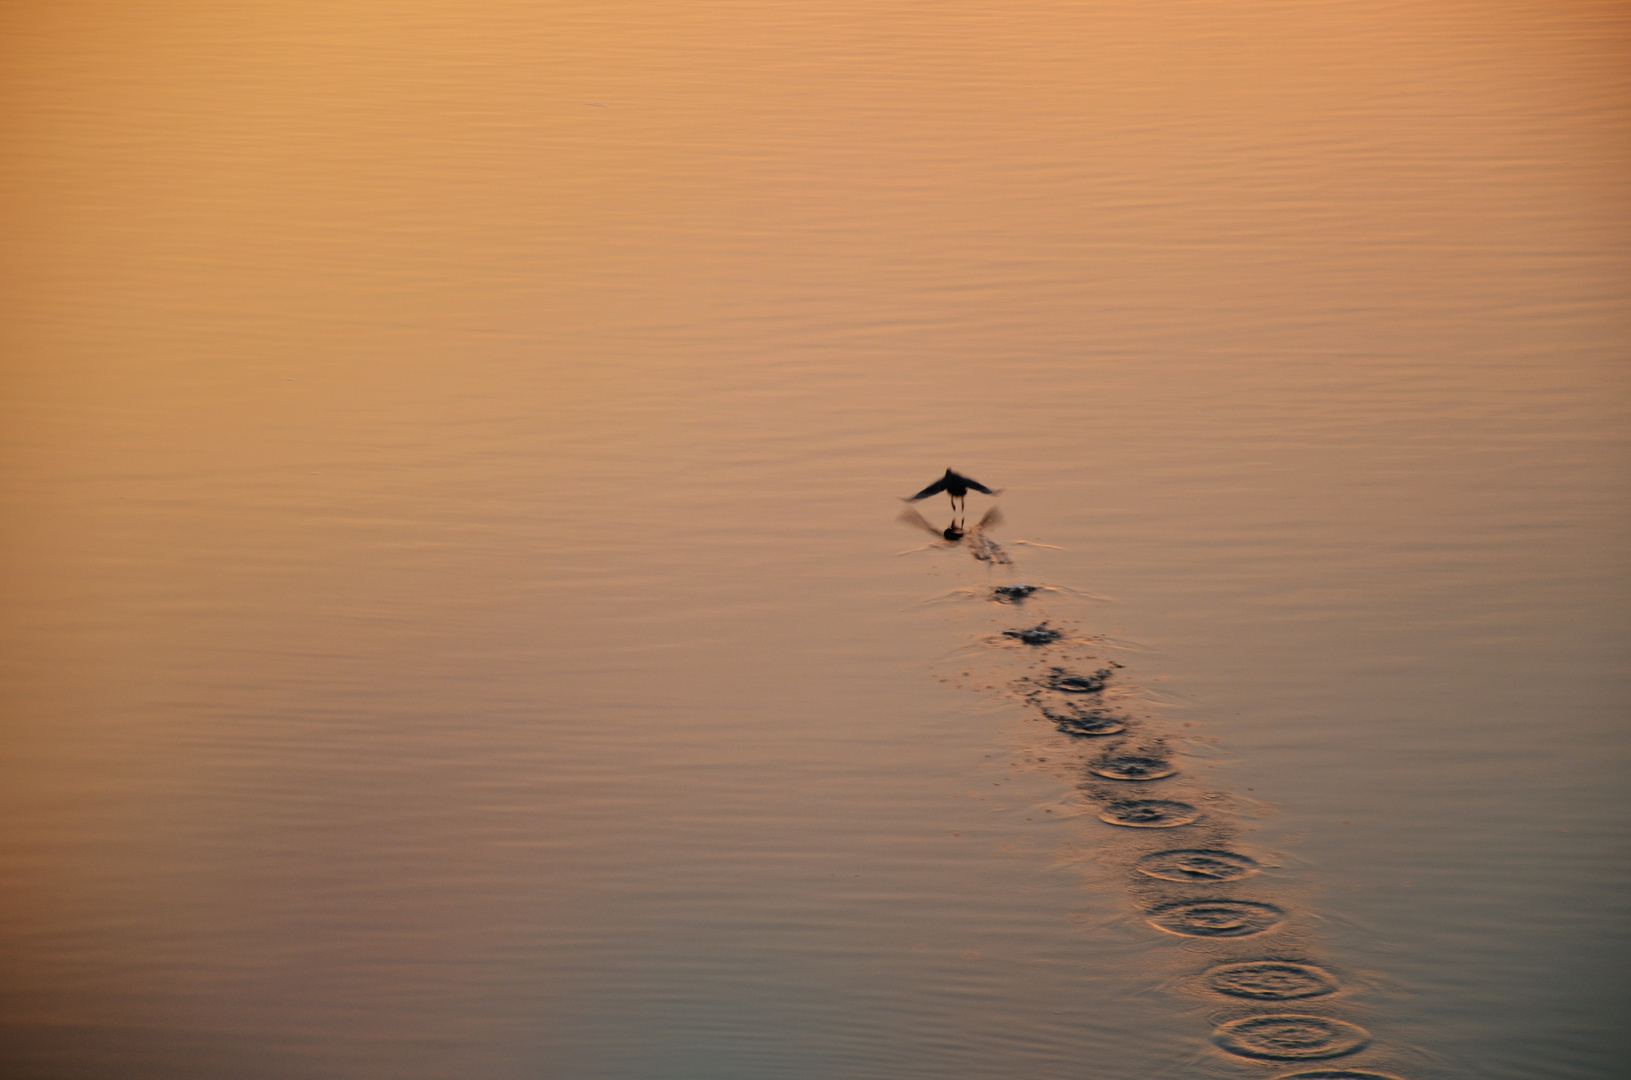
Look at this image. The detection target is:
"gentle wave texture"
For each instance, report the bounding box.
[2,2,1627,1079]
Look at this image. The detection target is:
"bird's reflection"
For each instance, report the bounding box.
[897,505,1012,564]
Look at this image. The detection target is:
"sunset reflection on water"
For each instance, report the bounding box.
[3,3,1627,1078]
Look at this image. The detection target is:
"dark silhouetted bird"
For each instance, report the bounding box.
[903,469,1000,513]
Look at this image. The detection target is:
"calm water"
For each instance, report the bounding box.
[3,2,1628,1078]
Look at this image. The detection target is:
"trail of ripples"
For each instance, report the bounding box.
[917,553,1417,1076]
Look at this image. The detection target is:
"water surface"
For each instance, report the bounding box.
[3,2,1628,1078]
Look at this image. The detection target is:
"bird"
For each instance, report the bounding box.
[903,469,1001,514]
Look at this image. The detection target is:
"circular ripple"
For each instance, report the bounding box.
[1135,849,1260,883]
[1051,712,1127,737]
[1098,800,1199,828]
[1004,622,1062,645]
[1207,962,1338,1000]
[1089,756,1176,781]
[1049,666,1112,693]
[1213,1015,1370,1061]
[1147,900,1284,938]
[1272,1072,1408,1080]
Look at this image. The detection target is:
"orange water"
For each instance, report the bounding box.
[3,3,1627,1078]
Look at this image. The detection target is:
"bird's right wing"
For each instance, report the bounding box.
[904,477,949,501]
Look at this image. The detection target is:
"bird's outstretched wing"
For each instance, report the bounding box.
[972,506,1005,533]
[896,506,945,537]
[904,476,949,502]
[962,476,1000,496]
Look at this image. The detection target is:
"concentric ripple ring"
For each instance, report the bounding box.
[1049,712,1126,737]
[1147,899,1284,938]
[1089,756,1177,781]
[1097,800,1199,828]
[1213,1015,1370,1061]
[1206,961,1338,1000]
[1135,849,1259,883]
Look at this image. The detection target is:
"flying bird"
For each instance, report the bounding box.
[903,469,1001,513]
